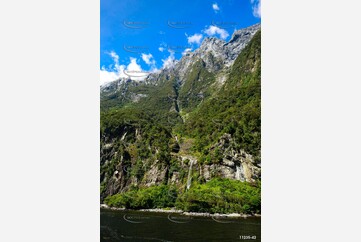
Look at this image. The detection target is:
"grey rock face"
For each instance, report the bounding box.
[101,24,261,93]
[100,132,261,201]
[100,24,261,201]
[172,23,260,83]
[224,23,261,65]
[200,133,261,183]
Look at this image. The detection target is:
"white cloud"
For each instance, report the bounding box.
[100,51,149,85]
[125,57,148,82]
[212,3,220,12]
[100,51,127,86]
[251,0,261,18]
[100,68,123,86]
[182,48,192,56]
[108,51,119,63]
[127,57,142,72]
[141,53,158,72]
[203,25,229,39]
[162,51,176,69]
[187,33,203,45]
[158,42,167,52]
[141,53,156,66]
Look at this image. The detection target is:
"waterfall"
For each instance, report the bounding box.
[186,159,195,190]
[121,132,127,141]
[235,164,245,182]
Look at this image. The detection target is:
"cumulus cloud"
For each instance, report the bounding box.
[100,51,127,86]
[109,51,119,63]
[125,57,148,82]
[158,47,165,52]
[203,25,229,39]
[127,57,142,72]
[100,68,123,86]
[187,33,203,45]
[141,53,158,72]
[251,0,261,18]
[141,53,156,66]
[162,51,176,69]
[100,51,149,85]
[212,3,220,12]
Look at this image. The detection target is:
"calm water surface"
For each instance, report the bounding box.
[101,208,261,242]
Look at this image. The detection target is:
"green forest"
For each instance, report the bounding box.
[100,30,261,215]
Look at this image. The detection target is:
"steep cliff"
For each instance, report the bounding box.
[100,25,261,213]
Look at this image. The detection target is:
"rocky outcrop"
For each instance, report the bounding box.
[100,24,261,105]
[205,134,261,183]
[171,133,261,185]
[101,132,261,201]
[143,163,168,187]
[175,23,260,78]
[100,25,261,202]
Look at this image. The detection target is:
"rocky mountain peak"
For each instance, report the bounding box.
[100,28,262,210]
[101,24,261,89]
[198,37,226,52]
[178,23,261,73]
[228,23,261,44]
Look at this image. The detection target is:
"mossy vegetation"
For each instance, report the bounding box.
[104,178,261,214]
[104,185,177,209]
[100,31,261,214]
[178,30,261,160]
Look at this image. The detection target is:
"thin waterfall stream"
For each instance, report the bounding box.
[186,159,195,190]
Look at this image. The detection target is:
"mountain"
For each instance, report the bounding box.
[100,24,261,214]
[100,23,260,114]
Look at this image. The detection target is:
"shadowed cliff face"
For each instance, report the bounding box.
[100,26,261,203]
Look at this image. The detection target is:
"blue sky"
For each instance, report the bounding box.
[100,0,261,85]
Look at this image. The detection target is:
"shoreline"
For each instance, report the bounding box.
[100,204,261,218]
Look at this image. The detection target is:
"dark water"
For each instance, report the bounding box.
[101,209,261,242]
